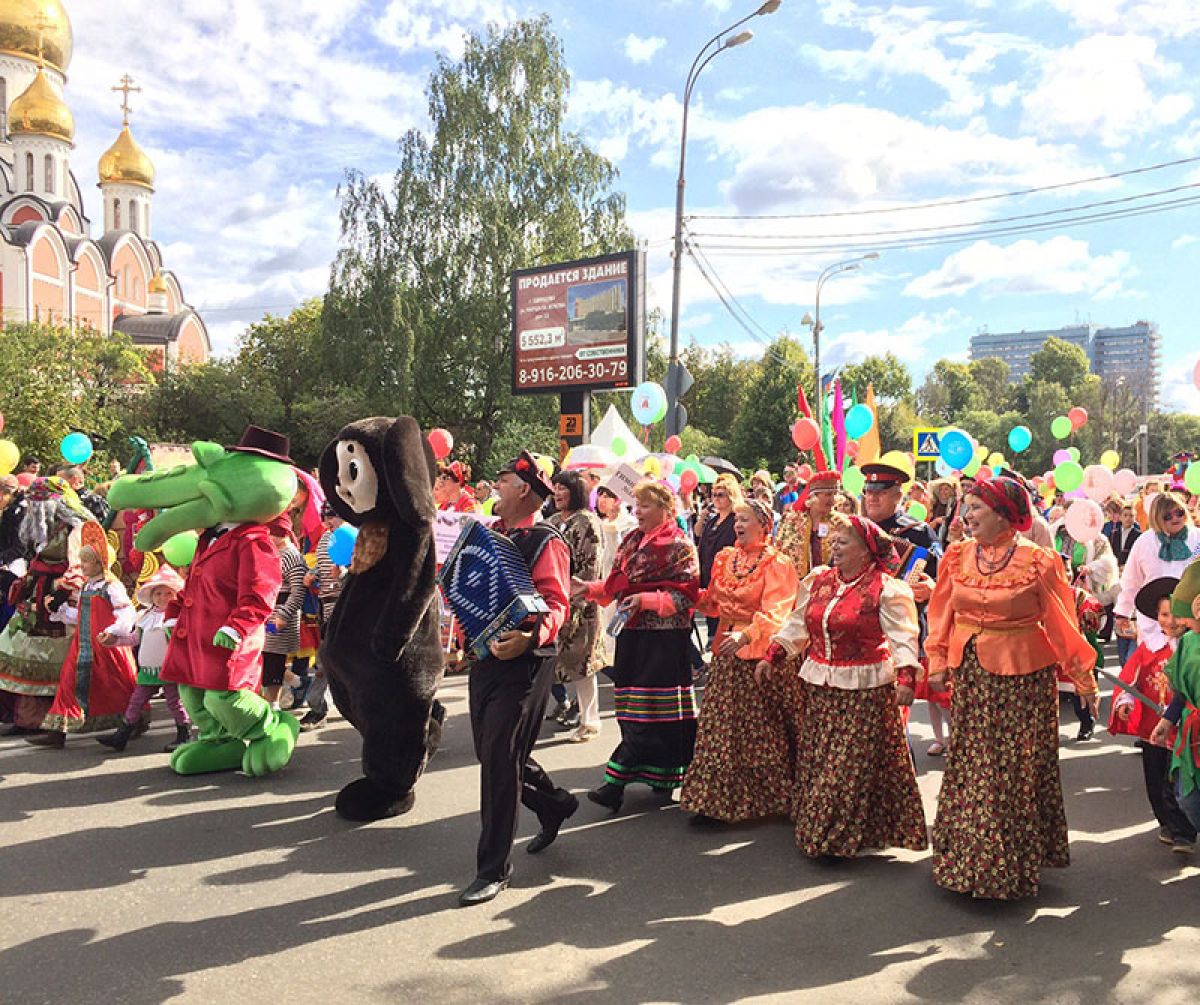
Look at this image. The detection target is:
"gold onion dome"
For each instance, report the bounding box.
[0,0,72,72]
[148,271,167,294]
[8,66,73,141]
[98,125,154,190]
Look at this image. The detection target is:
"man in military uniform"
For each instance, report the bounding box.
[860,451,941,602]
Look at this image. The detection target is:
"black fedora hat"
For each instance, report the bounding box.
[227,425,293,464]
[1136,576,1179,621]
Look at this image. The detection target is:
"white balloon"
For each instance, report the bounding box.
[1081,464,1115,502]
[1113,468,1138,496]
[1064,499,1105,543]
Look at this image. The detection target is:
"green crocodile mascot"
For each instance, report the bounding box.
[107,426,301,775]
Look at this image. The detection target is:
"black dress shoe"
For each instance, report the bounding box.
[528,792,580,854]
[458,874,510,907]
[1076,724,1095,741]
[586,782,624,814]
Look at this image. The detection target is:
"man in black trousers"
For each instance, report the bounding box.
[459,451,578,907]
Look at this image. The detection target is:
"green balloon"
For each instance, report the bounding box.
[161,531,199,568]
[1051,416,1072,440]
[843,466,866,496]
[1186,463,1200,496]
[963,456,982,478]
[1055,460,1084,492]
[907,501,928,522]
[1068,446,1080,462]
[612,436,627,456]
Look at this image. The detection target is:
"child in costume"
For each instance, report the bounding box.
[97,565,193,753]
[1108,577,1196,853]
[1058,579,1105,741]
[26,527,139,749]
[262,518,308,710]
[1151,563,1200,831]
[298,504,345,731]
[106,426,301,776]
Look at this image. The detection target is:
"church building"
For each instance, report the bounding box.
[0,0,209,367]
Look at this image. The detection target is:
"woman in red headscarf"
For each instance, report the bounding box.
[926,476,1098,900]
[435,462,479,514]
[757,512,927,859]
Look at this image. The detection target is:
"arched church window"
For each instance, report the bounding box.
[129,201,139,233]
[63,163,70,199]
[113,198,121,230]
[44,155,54,194]
[24,152,33,191]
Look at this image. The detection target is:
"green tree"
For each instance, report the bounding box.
[1028,336,1089,392]
[916,360,976,424]
[841,353,912,403]
[234,299,323,428]
[728,336,813,474]
[328,17,632,470]
[968,357,1014,412]
[680,340,756,442]
[0,321,151,466]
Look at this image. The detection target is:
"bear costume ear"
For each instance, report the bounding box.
[382,417,436,527]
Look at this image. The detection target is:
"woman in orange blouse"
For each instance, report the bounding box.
[681,500,799,823]
[926,476,1100,900]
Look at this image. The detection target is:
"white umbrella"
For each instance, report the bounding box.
[564,444,617,470]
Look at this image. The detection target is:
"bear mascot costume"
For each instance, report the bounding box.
[107,425,301,776]
[318,416,445,821]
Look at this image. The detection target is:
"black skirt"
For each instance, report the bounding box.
[603,628,697,790]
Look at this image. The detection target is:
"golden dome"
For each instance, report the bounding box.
[8,65,73,142]
[98,125,154,190]
[148,271,167,295]
[0,0,72,72]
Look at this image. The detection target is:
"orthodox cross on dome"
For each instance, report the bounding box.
[113,74,141,127]
[33,11,52,67]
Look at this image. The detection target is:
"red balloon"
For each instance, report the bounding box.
[16,472,34,488]
[975,465,994,482]
[846,440,860,458]
[428,428,453,460]
[797,463,814,481]
[1068,406,1088,430]
[0,411,5,434]
[664,435,682,455]
[679,469,699,493]
[791,418,820,451]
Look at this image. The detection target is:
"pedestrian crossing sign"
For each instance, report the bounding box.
[913,428,941,461]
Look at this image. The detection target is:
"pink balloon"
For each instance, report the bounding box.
[664,435,682,455]
[975,465,994,482]
[1064,499,1104,542]
[16,472,33,488]
[1114,468,1138,496]
[679,469,699,493]
[797,463,814,481]
[1068,406,1088,430]
[1053,449,1072,465]
[846,440,860,459]
[791,418,820,451]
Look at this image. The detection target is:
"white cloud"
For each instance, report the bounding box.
[374,0,517,60]
[1049,0,1200,39]
[1171,234,1199,250]
[1021,34,1193,148]
[1161,362,1200,412]
[903,237,1134,300]
[822,310,972,369]
[623,34,666,65]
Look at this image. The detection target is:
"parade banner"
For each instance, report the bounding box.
[434,511,498,565]
[604,463,643,507]
[510,250,645,395]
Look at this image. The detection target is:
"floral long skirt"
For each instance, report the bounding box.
[680,654,794,821]
[792,678,928,857]
[932,641,1069,900]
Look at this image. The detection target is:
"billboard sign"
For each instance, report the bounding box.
[511,250,644,395]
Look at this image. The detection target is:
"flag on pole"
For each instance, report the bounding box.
[856,383,882,465]
[832,380,847,472]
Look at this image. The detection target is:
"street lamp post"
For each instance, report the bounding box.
[800,252,879,441]
[666,1,782,438]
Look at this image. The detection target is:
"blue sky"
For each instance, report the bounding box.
[64,0,1200,408]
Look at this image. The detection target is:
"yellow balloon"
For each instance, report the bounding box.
[975,444,988,461]
[1100,449,1120,471]
[0,439,18,476]
[643,457,661,477]
[987,452,1005,469]
[535,455,555,478]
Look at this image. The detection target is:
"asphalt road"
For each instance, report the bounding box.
[2,652,1199,1004]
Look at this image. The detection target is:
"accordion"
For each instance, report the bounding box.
[438,520,550,660]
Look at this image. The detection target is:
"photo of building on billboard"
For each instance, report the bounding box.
[511,250,644,395]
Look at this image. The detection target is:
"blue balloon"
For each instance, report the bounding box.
[60,432,93,465]
[1007,425,1032,454]
[844,403,875,440]
[934,458,953,477]
[327,523,359,566]
[939,429,973,470]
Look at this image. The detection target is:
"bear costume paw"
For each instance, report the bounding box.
[335,777,416,822]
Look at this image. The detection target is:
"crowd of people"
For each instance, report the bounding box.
[4,437,1200,910]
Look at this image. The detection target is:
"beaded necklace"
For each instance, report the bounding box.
[975,537,1018,575]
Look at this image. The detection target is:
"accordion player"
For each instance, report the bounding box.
[438,519,551,660]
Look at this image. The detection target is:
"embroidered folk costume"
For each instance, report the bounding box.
[682,502,799,822]
[767,516,927,858]
[585,518,701,794]
[927,477,1098,900]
